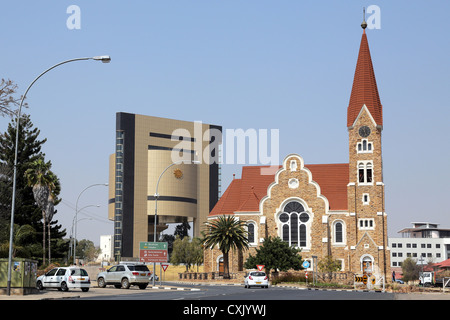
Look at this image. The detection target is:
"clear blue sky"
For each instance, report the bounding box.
[1,1,449,245]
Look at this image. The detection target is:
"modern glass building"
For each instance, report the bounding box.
[108,112,222,260]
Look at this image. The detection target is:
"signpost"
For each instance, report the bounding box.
[139,242,168,263]
[140,242,168,286]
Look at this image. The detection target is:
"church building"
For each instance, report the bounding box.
[204,22,390,280]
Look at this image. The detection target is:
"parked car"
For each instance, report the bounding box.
[97,263,150,289]
[36,267,90,292]
[244,271,269,289]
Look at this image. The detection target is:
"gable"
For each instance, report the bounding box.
[209,161,349,217]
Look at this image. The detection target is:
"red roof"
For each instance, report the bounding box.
[209,163,349,216]
[347,30,382,127]
[434,259,450,269]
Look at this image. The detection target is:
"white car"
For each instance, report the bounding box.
[244,271,269,288]
[36,267,90,292]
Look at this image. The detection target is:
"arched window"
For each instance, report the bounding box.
[290,214,298,246]
[358,161,373,184]
[362,256,373,273]
[357,139,373,153]
[335,222,343,243]
[299,225,306,247]
[247,222,255,244]
[278,201,310,248]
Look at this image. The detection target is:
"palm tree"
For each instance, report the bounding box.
[45,172,60,264]
[24,158,57,265]
[202,216,249,279]
[0,224,35,258]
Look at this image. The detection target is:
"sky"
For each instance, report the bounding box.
[0,1,449,246]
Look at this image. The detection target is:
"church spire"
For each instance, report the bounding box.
[347,13,382,128]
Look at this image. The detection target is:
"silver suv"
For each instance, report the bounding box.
[97,263,150,289]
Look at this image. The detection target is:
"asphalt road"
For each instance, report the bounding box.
[78,283,396,300]
[4,283,449,319]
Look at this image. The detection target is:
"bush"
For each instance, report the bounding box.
[271,272,306,285]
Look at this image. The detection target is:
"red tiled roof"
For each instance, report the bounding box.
[347,31,382,127]
[306,163,349,211]
[434,259,450,269]
[209,163,349,216]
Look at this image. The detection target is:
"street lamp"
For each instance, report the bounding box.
[69,205,100,263]
[6,56,111,295]
[73,183,108,264]
[152,159,200,286]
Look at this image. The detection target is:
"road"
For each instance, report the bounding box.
[80,283,395,300]
[4,283,448,319]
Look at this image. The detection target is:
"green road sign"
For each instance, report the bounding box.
[140,242,168,250]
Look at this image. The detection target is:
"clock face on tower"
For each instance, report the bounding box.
[359,126,371,138]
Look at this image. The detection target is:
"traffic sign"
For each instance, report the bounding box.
[162,264,169,272]
[355,274,368,285]
[302,261,310,269]
[140,242,168,250]
[139,242,168,263]
[257,265,264,271]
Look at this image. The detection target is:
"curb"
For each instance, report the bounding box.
[171,281,385,293]
[170,281,243,287]
[276,284,385,293]
[41,296,81,300]
[150,286,200,291]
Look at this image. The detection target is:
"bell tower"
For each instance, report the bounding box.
[346,16,389,278]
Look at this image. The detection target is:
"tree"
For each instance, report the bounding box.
[202,216,249,279]
[160,220,191,258]
[0,79,27,118]
[244,236,303,277]
[0,114,66,265]
[317,255,342,273]
[191,237,204,272]
[401,257,421,283]
[171,236,193,272]
[75,239,100,263]
[174,221,190,239]
[0,224,35,258]
[25,158,60,265]
[171,236,204,272]
[0,114,47,228]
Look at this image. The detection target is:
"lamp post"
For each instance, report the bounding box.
[152,160,199,286]
[6,56,111,295]
[73,183,108,265]
[69,205,100,263]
